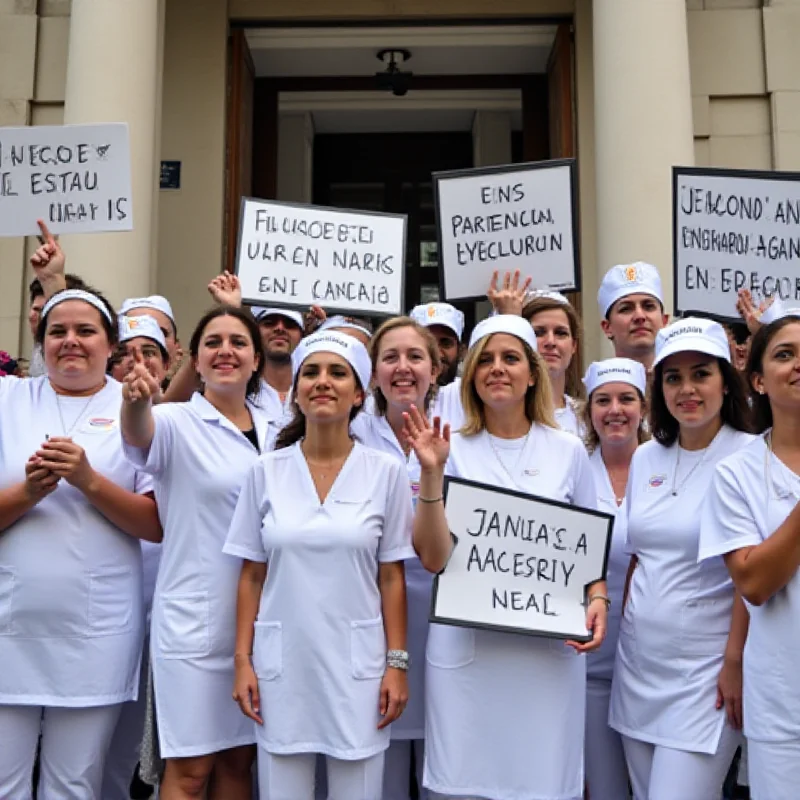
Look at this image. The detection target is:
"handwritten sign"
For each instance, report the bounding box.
[0,123,133,236]
[433,159,579,302]
[674,166,800,320]
[236,197,406,316]
[431,477,612,641]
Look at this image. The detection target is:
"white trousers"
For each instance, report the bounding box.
[382,739,427,800]
[257,748,385,800]
[428,793,581,800]
[622,724,740,800]
[102,641,150,799]
[0,703,122,800]
[748,738,800,800]
[585,678,628,800]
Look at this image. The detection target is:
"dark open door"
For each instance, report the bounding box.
[224,29,255,273]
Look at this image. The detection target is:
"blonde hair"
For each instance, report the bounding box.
[460,333,557,436]
[522,296,584,400]
[369,316,441,416]
[582,387,649,454]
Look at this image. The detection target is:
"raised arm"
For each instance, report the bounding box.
[121,353,159,449]
[30,219,67,299]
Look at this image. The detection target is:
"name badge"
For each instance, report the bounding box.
[79,417,117,434]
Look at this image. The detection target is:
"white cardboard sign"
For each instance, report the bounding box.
[432,477,613,641]
[0,123,133,236]
[236,197,407,316]
[434,159,579,301]
[674,166,800,320]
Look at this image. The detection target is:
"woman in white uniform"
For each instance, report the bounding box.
[0,288,160,800]
[354,316,442,800]
[580,358,648,800]
[702,314,800,800]
[522,290,584,437]
[121,305,273,800]
[224,331,415,800]
[608,317,754,800]
[406,314,608,800]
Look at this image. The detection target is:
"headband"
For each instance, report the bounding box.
[291,331,372,391]
[42,289,113,324]
[468,314,539,353]
[317,315,373,340]
[583,358,647,397]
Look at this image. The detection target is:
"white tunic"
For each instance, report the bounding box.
[255,378,294,429]
[0,376,149,706]
[424,424,596,800]
[586,448,630,683]
[223,442,416,759]
[701,435,800,744]
[352,412,428,740]
[555,395,585,439]
[608,425,755,754]
[431,378,464,432]
[122,392,275,758]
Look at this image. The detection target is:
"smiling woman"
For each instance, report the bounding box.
[0,288,161,800]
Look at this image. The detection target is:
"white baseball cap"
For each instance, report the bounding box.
[653,317,730,367]
[409,302,465,340]
[120,295,176,325]
[583,358,647,397]
[118,314,168,352]
[291,331,372,391]
[252,306,304,329]
[468,314,538,353]
[598,262,663,318]
[758,297,800,326]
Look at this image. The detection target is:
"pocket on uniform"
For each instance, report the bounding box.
[252,621,282,681]
[680,600,730,658]
[0,567,15,635]
[426,623,475,669]
[156,592,210,659]
[87,567,135,636]
[350,617,385,680]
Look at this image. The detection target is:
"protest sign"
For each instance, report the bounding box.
[236,197,406,316]
[433,159,579,302]
[0,123,133,236]
[431,477,613,641]
[674,166,800,320]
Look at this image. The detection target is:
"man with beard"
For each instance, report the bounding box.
[598,262,669,371]
[409,302,465,386]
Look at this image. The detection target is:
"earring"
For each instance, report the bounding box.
[758,388,765,395]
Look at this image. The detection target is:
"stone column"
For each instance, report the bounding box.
[59,0,161,306]
[593,0,695,314]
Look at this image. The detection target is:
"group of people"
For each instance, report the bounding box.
[1,221,798,800]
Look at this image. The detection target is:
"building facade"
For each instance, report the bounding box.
[2,0,800,362]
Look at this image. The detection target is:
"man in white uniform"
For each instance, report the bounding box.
[409,302,465,387]
[598,262,669,371]
[119,295,181,365]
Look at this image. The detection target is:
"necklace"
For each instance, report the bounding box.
[671,440,714,496]
[55,391,100,437]
[487,425,532,486]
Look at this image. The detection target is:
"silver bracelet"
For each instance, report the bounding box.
[386,649,410,671]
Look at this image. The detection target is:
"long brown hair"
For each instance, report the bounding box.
[582,387,649,453]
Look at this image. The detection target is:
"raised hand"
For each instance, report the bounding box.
[736,288,774,335]
[122,351,161,405]
[487,269,532,315]
[30,219,66,285]
[304,304,327,335]
[208,272,242,308]
[402,406,450,472]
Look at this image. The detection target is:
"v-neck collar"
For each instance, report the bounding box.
[294,439,359,506]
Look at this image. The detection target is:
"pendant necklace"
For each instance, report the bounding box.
[55,390,100,437]
[671,439,714,496]
[487,425,532,486]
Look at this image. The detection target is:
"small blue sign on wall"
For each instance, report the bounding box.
[160,161,181,190]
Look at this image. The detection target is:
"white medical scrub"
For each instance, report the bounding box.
[702,435,800,799]
[584,448,630,800]
[424,423,596,800]
[122,391,275,758]
[555,395,585,439]
[256,378,294,428]
[609,426,753,757]
[223,441,416,759]
[431,378,464,432]
[0,376,148,707]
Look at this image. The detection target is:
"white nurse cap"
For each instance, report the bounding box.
[317,315,373,340]
[524,289,570,306]
[409,302,465,340]
[468,314,538,353]
[291,331,372,391]
[583,358,647,397]
[597,262,663,318]
[758,297,800,326]
[119,295,176,325]
[653,317,730,367]
[251,306,304,329]
[118,314,168,351]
